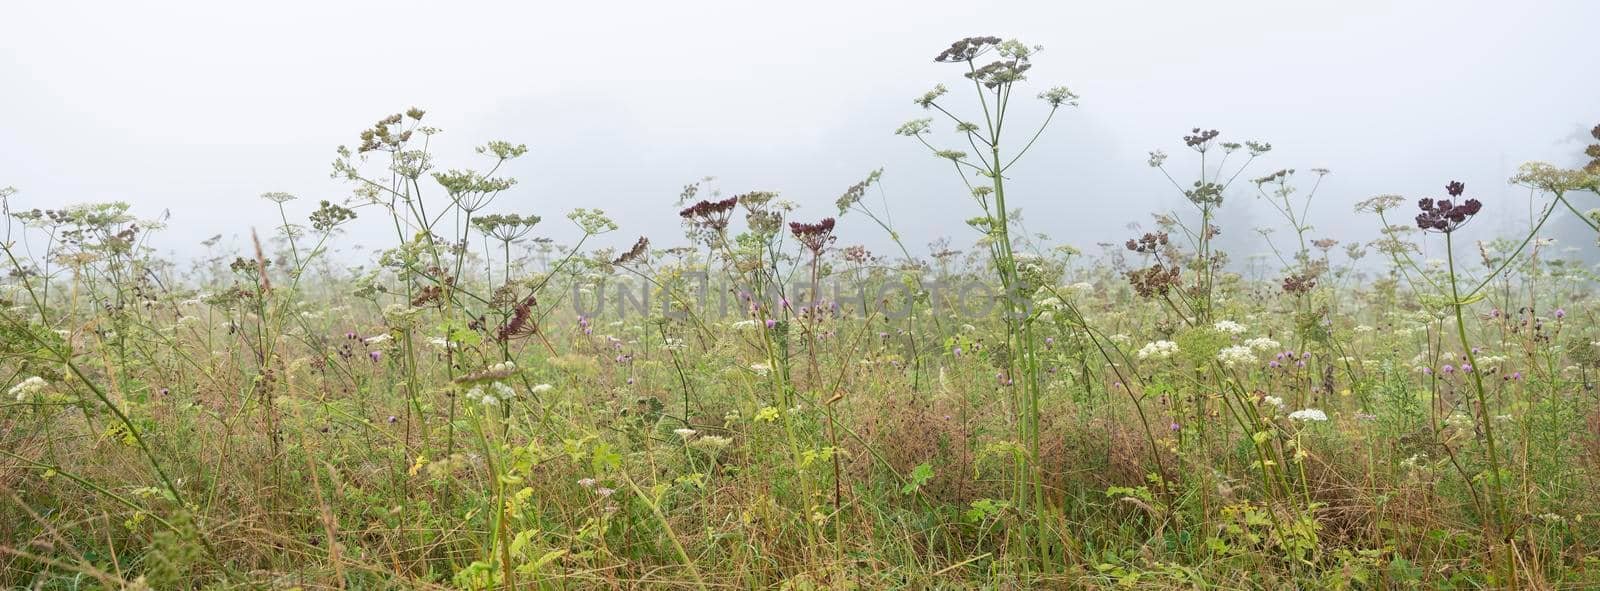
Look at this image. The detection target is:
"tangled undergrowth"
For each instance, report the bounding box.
[4,38,1600,590]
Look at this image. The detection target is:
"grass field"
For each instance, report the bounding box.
[4,37,1600,589]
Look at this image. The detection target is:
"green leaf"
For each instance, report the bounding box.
[902,462,935,494]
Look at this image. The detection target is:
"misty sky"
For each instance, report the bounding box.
[4,1,1598,265]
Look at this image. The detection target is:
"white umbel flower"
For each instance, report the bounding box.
[1244,337,1281,352]
[1217,345,1257,368]
[10,376,47,402]
[1288,408,1328,422]
[1213,320,1247,335]
[1137,340,1180,360]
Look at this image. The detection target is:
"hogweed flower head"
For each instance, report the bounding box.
[788,217,837,255]
[1415,181,1482,233]
[611,236,649,265]
[934,36,1003,63]
[679,196,738,231]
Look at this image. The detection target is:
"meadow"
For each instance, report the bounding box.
[4,37,1600,589]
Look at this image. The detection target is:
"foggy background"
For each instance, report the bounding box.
[3,0,1597,267]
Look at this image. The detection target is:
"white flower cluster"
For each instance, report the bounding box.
[10,376,47,402]
[1288,408,1328,422]
[1475,354,1508,369]
[1213,320,1247,335]
[1137,340,1180,360]
[691,435,733,453]
[1244,337,1281,352]
[467,382,516,406]
[1217,345,1258,368]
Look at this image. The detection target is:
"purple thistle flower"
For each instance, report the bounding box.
[368,350,382,362]
[1554,308,1566,319]
[1442,364,1454,374]
[1461,364,1473,373]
